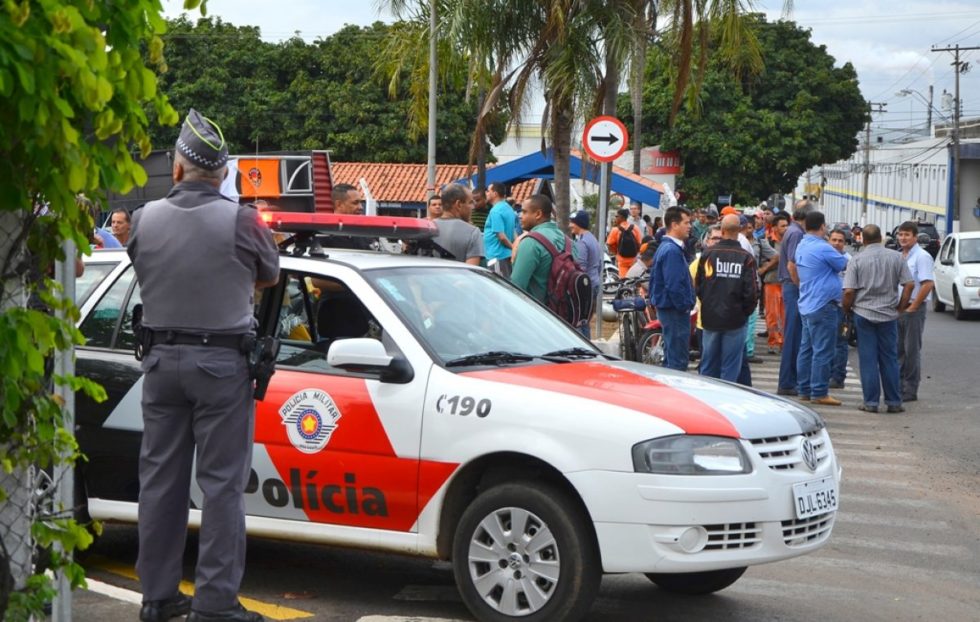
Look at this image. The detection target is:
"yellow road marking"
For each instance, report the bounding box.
[86,556,314,620]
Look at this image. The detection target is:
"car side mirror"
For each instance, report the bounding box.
[327,338,413,384]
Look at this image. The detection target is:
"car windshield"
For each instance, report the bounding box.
[959,238,980,263]
[366,266,597,366]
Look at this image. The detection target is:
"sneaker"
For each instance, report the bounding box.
[746,355,764,364]
[886,405,906,414]
[776,388,798,396]
[857,403,878,413]
[828,379,844,389]
[188,603,264,622]
[811,396,843,406]
[140,593,192,622]
[768,346,781,355]
[902,396,917,402]
[797,395,811,402]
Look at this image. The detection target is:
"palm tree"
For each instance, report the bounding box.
[376,0,504,186]
[380,0,763,225]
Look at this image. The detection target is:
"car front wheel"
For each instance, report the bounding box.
[645,566,747,595]
[933,294,945,312]
[953,287,968,320]
[452,481,600,622]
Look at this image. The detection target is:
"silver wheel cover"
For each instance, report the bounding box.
[466,506,560,616]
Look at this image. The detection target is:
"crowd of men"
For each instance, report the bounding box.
[644,200,932,414]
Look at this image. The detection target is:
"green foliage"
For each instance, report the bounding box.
[151,17,503,163]
[623,15,866,206]
[0,0,174,616]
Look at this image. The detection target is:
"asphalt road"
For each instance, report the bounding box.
[65,308,980,622]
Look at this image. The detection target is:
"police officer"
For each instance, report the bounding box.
[128,110,279,622]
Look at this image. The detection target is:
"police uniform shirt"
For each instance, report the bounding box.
[128,181,279,335]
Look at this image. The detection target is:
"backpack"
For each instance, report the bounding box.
[618,224,638,258]
[527,232,595,326]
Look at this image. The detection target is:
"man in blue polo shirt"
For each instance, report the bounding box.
[776,200,813,395]
[795,210,849,405]
[483,182,516,277]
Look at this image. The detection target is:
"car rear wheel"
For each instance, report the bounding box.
[452,481,600,622]
[645,566,747,595]
[953,288,968,320]
[933,295,945,312]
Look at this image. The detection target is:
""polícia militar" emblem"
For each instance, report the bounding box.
[279,388,342,454]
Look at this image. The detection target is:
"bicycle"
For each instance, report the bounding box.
[611,277,650,361]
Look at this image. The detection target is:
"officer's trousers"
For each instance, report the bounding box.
[137,344,254,611]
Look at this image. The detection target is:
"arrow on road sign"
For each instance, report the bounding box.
[590,134,620,145]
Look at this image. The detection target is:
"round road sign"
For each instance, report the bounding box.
[582,116,629,163]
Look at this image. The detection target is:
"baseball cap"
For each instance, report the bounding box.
[705,205,719,219]
[743,207,757,217]
[721,206,739,216]
[738,215,750,228]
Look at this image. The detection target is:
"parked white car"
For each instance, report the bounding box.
[933,231,980,320]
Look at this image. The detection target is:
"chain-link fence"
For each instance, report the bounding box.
[0,209,35,614]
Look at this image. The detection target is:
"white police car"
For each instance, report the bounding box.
[75,214,840,622]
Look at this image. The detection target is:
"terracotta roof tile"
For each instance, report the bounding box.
[570,149,666,194]
[332,162,537,203]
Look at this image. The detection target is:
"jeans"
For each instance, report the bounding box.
[778,282,802,391]
[659,307,691,372]
[831,306,849,383]
[701,325,748,382]
[897,306,926,399]
[797,302,839,398]
[854,314,902,407]
[744,308,759,357]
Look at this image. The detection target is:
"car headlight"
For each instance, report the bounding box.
[632,435,752,475]
[963,277,980,287]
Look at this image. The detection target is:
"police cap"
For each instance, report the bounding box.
[176,108,228,171]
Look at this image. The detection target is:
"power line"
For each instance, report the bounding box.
[934,18,980,45]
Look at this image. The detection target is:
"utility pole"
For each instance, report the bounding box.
[932,44,979,229]
[928,84,934,134]
[426,0,437,196]
[861,102,887,220]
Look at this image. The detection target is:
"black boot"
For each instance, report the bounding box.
[140,593,192,622]
[187,602,264,622]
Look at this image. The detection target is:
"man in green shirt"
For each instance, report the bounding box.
[511,194,578,303]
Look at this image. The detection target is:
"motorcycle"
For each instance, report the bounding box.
[602,252,620,295]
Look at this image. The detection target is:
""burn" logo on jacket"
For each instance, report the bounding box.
[709,258,744,279]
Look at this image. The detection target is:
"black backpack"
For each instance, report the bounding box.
[618,224,638,258]
[527,233,594,326]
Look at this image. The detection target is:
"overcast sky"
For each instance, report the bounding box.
[162,0,980,135]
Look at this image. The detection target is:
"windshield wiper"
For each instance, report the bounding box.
[540,347,601,359]
[445,351,537,367]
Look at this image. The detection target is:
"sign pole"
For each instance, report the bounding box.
[596,164,609,338]
[581,115,628,344]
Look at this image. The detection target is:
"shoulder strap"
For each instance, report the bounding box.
[527,231,561,257]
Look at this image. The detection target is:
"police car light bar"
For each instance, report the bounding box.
[259,210,438,240]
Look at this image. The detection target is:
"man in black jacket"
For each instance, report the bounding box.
[695,215,759,381]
